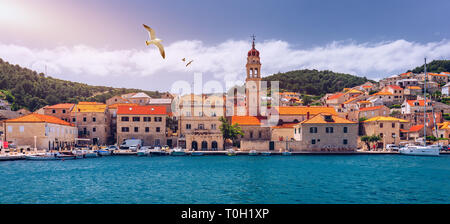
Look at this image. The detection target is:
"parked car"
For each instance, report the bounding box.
[108,145,118,151]
[441,145,449,151]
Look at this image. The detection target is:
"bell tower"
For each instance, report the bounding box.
[245,35,262,116]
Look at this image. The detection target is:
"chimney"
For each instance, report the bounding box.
[307,112,310,120]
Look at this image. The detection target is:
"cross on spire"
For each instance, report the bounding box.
[251,34,256,49]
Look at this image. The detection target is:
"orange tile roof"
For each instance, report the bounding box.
[327,93,345,100]
[359,105,384,112]
[408,125,424,132]
[400,72,412,76]
[277,106,337,115]
[358,101,372,104]
[364,116,409,123]
[299,113,356,124]
[429,73,447,77]
[73,103,107,113]
[372,91,393,96]
[407,86,421,90]
[108,103,139,109]
[406,100,431,107]
[386,85,403,90]
[362,85,373,88]
[271,122,299,129]
[46,103,75,109]
[231,116,264,126]
[5,113,73,126]
[117,105,167,115]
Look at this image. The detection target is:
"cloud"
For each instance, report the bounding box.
[1,39,449,91]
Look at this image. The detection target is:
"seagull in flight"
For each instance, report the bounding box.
[143,24,165,59]
[185,60,194,67]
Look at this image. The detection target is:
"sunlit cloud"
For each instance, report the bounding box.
[0,39,449,91]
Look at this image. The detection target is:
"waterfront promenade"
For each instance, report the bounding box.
[1,150,449,161]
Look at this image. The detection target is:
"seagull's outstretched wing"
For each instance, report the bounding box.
[154,42,165,59]
[186,60,193,67]
[143,24,156,40]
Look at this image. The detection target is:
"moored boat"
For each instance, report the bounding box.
[261,151,271,156]
[171,147,186,156]
[282,151,292,156]
[25,153,76,161]
[226,148,236,156]
[191,151,204,156]
[248,150,258,156]
[399,145,440,156]
[137,147,151,156]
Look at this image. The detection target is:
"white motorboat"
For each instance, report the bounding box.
[248,150,258,156]
[171,147,186,156]
[25,152,76,161]
[399,145,440,156]
[137,147,151,156]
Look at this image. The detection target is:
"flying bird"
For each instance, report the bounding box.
[185,60,194,67]
[182,58,186,62]
[143,24,165,59]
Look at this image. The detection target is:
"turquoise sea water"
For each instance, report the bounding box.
[0,155,449,204]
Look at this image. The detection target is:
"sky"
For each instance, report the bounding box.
[0,0,449,92]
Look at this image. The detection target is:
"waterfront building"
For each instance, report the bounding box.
[43,103,75,123]
[231,116,271,151]
[400,124,424,141]
[126,92,152,105]
[293,113,358,151]
[401,99,432,114]
[269,106,337,124]
[3,113,77,151]
[71,102,110,145]
[108,103,139,144]
[362,116,409,148]
[116,105,168,147]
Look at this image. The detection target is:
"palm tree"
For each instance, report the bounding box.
[219,116,244,149]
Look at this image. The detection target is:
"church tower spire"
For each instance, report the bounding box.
[245,35,262,116]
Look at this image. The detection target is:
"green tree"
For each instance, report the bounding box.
[219,116,244,148]
[302,95,312,106]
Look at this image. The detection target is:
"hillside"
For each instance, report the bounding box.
[408,60,450,73]
[0,58,162,111]
[262,69,373,96]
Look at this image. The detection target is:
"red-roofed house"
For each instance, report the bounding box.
[116,105,168,146]
[43,103,75,123]
[401,99,433,114]
[380,85,404,103]
[4,113,77,151]
[347,105,390,122]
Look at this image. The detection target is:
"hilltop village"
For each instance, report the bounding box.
[1,40,450,153]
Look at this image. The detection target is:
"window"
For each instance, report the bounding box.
[380,123,383,128]
[186,124,191,129]
[52,109,56,113]
[380,133,383,138]
[19,126,24,133]
[144,117,151,122]
[258,131,262,139]
[62,109,66,114]
[145,127,150,133]
[72,118,76,122]
[211,124,216,130]
[311,139,316,144]
[83,117,87,122]
[134,127,139,132]
[326,127,334,133]
[343,139,348,145]
[250,131,253,139]
[198,124,204,130]
[121,116,129,122]
[121,127,129,132]
[133,117,140,122]
[309,127,317,133]
[93,127,96,132]
[156,127,160,132]
[392,133,396,138]
[343,127,348,133]
[93,117,96,122]
[392,123,395,128]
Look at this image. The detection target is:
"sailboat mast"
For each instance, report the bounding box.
[423,58,427,146]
